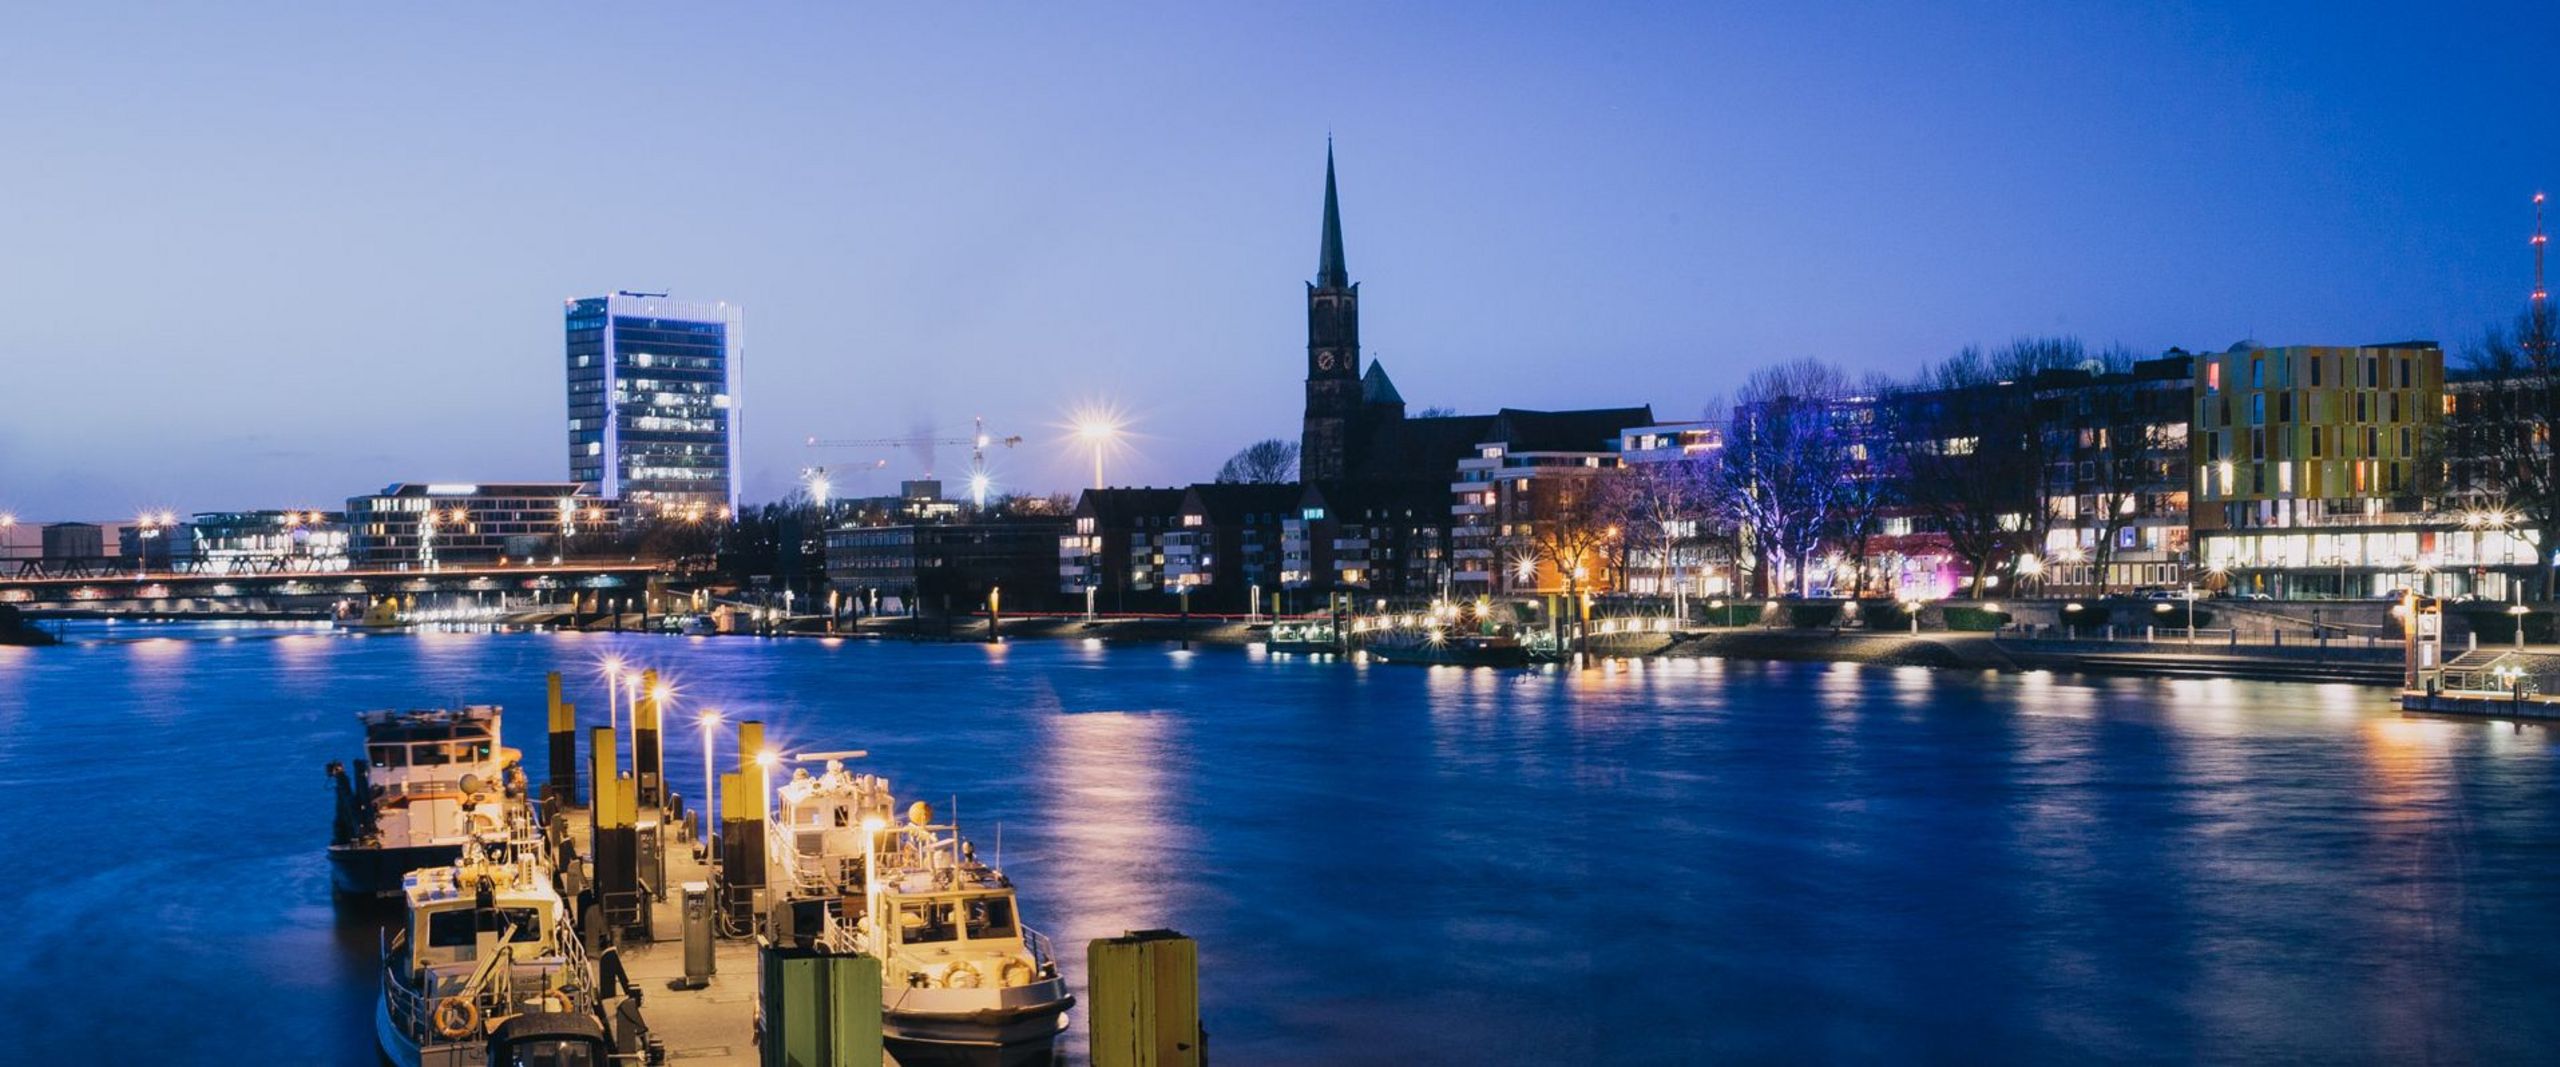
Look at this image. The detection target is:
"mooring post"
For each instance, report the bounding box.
[547,671,580,806]
[1089,929,1203,1067]
[635,669,664,807]
[719,720,767,933]
[591,725,640,942]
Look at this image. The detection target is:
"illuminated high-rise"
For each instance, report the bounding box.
[565,292,743,517]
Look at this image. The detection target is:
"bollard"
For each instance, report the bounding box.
[635,669,664,807]
[2146,624,2155,642]
[547,671,581,806]
[591,726,643,942]
[759,943,882,1067]
[1090,929,1203,1067]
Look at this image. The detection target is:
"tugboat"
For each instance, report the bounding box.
[767,758,1074,1067]
[374,830,623,1067]
[327,706,524,897]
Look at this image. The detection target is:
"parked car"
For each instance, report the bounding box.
[2141,590,2183,601]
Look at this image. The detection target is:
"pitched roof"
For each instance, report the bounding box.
[1483,406,1658,452]
[1074,487,1186,523]
[1179,482,1302,524]
[1361,360,1404,405]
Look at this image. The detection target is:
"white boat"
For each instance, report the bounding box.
[768,759,1075,1067]
[374,832,608,1067]
[328,706,523,897]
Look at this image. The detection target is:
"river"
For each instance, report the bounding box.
[0,625,2551,1064]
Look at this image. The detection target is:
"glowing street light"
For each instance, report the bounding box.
[1072,413,1123,490]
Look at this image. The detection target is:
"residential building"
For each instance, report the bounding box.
[2032,354,2194,595]
[1451,407,1656,596]
[566,292,743,518]
[824,518,1068,616]
[348,483,617,569]
[1283,479,1452,606]
[1163,483,1299,611]
[2188,341,2482,597]
[1059,488,1186,612]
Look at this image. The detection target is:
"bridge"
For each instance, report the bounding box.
[0,560,679,619]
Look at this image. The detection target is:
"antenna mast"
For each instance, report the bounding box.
[2534,191,2549,306]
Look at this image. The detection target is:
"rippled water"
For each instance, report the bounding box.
[0,625,2553,1064]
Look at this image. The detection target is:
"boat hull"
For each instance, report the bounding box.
[881,996,1074,1067]
[331,842,465,898]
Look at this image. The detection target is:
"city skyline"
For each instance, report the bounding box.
[4,4,2558,519]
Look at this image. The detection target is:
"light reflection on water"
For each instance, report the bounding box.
[0,629,2552,1064]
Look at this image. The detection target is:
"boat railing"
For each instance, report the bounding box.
[1020,922,1060,974]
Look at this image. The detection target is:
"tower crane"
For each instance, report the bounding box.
[804,416,1022,507]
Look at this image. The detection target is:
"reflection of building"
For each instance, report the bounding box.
[2189,342,2480,597]
[566,292,742,517]
[825,518,1067,615]
[348,483,617,569]
[186,511,350,573]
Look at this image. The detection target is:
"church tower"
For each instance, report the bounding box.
[1301,143,1362,483]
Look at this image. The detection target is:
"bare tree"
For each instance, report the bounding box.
[2455,300,2560,596]
[1898,340,2084,598]
[1716,360,1852,597]
[1599,456,1718,595]
[1413,405,1460,419]
[1215,439,1300,484]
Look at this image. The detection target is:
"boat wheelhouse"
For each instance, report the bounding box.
[328,706,522,897]
[375,837,599,1067]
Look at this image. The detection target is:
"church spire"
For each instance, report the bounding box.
[1317,140,1349,289]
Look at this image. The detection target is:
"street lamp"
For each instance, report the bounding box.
[1073,414,1123,491]
[697,708,723,852]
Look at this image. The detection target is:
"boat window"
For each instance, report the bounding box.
[427,907,544,948]
[411,743,450,767]
[370,745,407,768]
[964,897,1016,940]
[897,902,957,944]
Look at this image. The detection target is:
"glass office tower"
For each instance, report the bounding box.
[566,293,743,517]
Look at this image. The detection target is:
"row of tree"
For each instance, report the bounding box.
[1527,338,2190,601]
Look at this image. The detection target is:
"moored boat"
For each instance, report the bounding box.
[328,706,523,898]
[766,758,1074,1067]
[375,834,610,1067]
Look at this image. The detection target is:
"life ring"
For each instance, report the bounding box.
[998,958,1034,988]
[943,962,982,989]
[531,991,572,1015]
[432,995,481,1040]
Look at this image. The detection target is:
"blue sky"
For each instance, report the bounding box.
[2,3,2553,518]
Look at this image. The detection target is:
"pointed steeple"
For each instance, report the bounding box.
[1317,140,1349,289]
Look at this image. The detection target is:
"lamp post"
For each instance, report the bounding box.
[698,708,722,854]
[1074,416,1121,491]
[2185,581,2197,644]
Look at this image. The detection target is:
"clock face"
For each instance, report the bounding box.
[1317,352,1337,371]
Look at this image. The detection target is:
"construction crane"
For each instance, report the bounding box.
[804,416,1022,507]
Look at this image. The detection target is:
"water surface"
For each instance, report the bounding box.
[0,627,2551,1063]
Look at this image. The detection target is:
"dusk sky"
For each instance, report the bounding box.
[3,3,2554,518]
